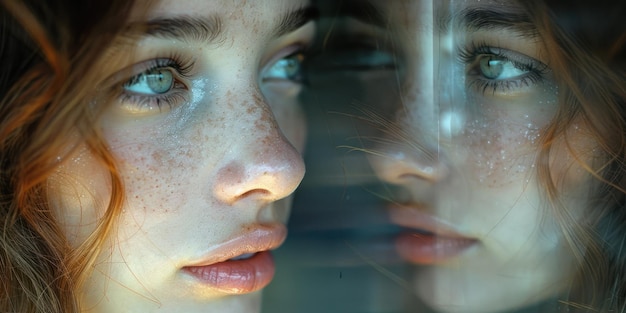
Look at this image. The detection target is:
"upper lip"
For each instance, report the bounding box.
[388,204,476,239]
[184,223,287,267]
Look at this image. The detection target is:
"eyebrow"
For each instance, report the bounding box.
[274,6,319,37]
[125,6,318,44]
[446,7,538,36]
[143,15,223,43]
[333,0,387,28]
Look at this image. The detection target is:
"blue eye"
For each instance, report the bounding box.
[263,53,304,82]
[477,55,528,80]
[117,57,194,114]
[460,43,549,95]
[124,68,175,95]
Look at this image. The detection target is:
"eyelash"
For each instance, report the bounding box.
[118,54,195,113]
[261,44,314,85]
[118,47,312,114]
[458,41,549,95]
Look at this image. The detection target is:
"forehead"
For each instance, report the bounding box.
[369,0,522,12]
[130,0,310,26]
[365,0,525,27]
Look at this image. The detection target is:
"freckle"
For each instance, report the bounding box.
[255,120,268,132]
[253,93,262,105]
[152,152,163,165]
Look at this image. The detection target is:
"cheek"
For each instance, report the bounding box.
[47,147,112,247]
[460,97,558,188]
[105,125,207,218]
[547,123,599,202]
[117,145,190,213]
[463,109,540,187]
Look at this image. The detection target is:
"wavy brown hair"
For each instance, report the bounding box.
[0,1,134,312]
[522,0,626,311]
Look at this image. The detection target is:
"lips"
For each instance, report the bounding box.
[389,205,478,265]
[182,223,287,294]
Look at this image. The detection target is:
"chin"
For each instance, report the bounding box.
[172,293,263,313]
[413,266,558,313]
[81,289,263,313]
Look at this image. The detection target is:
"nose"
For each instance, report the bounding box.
[369,138,448,186]
[368,81,451,186]
[369,22,455,187]
[214,141,304,205]
[213,98,305,206]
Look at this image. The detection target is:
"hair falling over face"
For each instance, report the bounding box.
[526,0,626,310]
[0,1,134,312]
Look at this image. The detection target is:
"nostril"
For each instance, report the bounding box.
[212,141,304,205]
[370,146,448,185]
[414,165,435,177]
[395,162,448,183]
[236,189,272,201]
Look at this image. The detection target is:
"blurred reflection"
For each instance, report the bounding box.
[265,0,626,313]
[368,1,571,312]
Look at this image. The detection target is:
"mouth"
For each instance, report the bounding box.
[182,223,287,294]
[388,205,478,265]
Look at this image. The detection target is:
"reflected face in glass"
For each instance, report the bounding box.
[47,0,313,312]
[362,1,597,312]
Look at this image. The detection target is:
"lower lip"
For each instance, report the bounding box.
[396,232,477,265]
[183,251,275,294]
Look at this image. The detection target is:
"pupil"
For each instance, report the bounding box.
[480,56,503,79]
[146,69,173,94]
[283,58,300,78]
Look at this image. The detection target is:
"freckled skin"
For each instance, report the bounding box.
[47,0,312,312]
[366,1,597,312]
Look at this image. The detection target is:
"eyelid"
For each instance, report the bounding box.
[111,54,196,115]
[261,44,307,72]
[129,55,195,81]
[103,53,195,89]
[459,43,549,74]
[487,48,548,74]
[260,44,311,85]
[459,42,552,95]
[122,59,192,95]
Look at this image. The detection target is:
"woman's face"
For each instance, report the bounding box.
[360,0,598,312]
[47,0,313,312]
